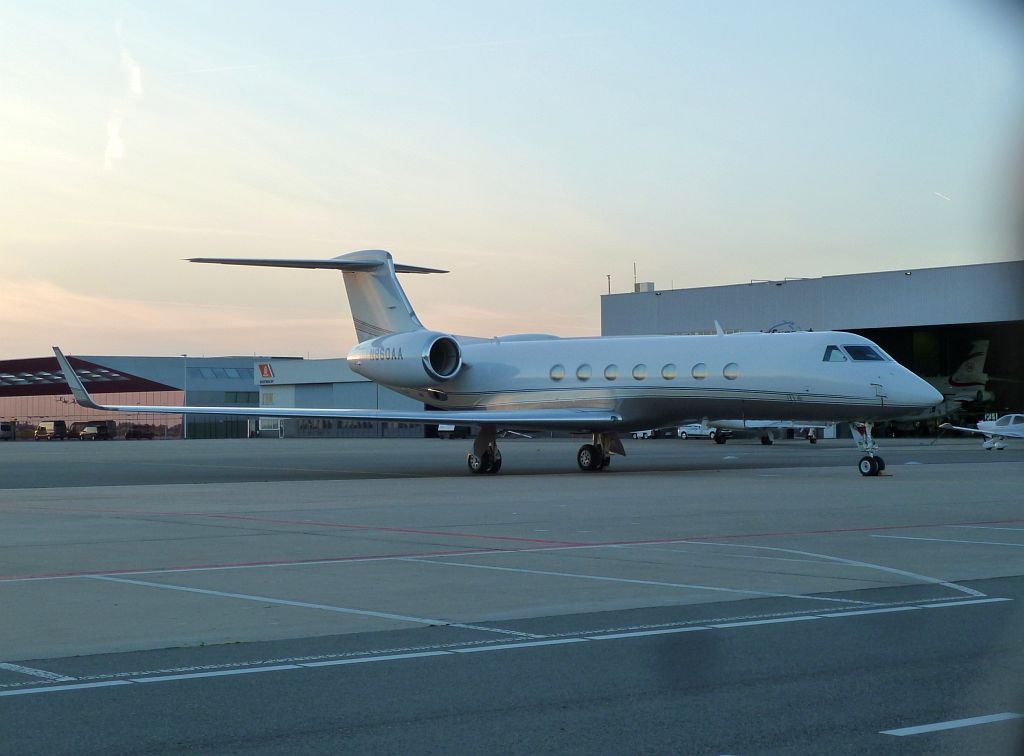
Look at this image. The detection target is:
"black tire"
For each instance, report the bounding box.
[489,449,502,474]
[875,456,885,472]
[760,436,773,445]
[858,456,879,476]
[714,434,727,445]
[577,444,599,471]
[679,431,688,439]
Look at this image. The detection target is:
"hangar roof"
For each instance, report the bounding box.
[601,261,1024,335]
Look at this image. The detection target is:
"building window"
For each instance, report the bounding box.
[661,364,677,380]
[604,364,619,381]
[550,364,565,382]
[691,363,707,380]
[632,364,647,380]
[576,364,592,381]
[723,362,739,380]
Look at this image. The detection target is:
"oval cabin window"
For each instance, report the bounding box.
[632,364,647,380]
[661,363,677,380]
[723,362,739,380]
[550,364,565,382]
[576,364,592,381]
[691,363,707,380]
[604,364,619,381]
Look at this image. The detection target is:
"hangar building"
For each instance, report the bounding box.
[0,353,423,440]
[601,260,1024,416]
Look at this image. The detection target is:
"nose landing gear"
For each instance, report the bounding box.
[851,422,886,476]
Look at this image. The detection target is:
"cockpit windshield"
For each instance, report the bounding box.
[822,345,847,362]
[841,345,887,361]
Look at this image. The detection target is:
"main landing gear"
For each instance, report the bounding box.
[577,432,625,472]
[464,427,624,475]
[851,421,886,477]
[467,424,502,475]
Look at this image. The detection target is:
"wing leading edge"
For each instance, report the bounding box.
[52,348,621,430]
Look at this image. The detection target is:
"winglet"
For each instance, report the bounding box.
[52,347,103,410]
[714,320,725,336]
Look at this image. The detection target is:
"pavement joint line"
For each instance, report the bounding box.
[399,556,874,605]
[0,595,1011,693]
[880,712,1023,736]
[872,534,1024,548]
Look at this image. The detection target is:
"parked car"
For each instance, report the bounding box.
[631,429,655,439]
[70,420,116,440]
[677,423,724,440]
[79,423,114,441]
[34,421,68,440]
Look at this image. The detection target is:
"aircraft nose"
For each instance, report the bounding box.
[910,377,944,408]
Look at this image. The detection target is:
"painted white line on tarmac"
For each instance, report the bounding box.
[881,712,1022,736]
[589,626,711,640]
[452,638,588,653]
[401,557,867,604]
[711,616,819,629]
[133,665,302,683]
[873,535,1024,548]
[825,606,920,618]
[303,651,450,667]
[0,681,130,696]
[0,663,76,682]
[91,575,530,636]
[921,597,1013,609]
[655,541,987,598]
[948,525,1024,532]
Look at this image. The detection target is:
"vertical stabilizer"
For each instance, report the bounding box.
[338,250,426,341]
[950,340,989,390]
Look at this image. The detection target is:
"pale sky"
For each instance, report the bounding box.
[1,1,1021,359]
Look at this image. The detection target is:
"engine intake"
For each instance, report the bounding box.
[348,331,463,387]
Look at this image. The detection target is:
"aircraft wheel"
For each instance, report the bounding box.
[760,435,773,445]
[714,434,727,445]
[808,436,817,444]
[875,456,885,472]
[598,454,611,470]
[467,451,494,474]
[577,444,600,471]
[489,449,502,474]
[858,456,879,476]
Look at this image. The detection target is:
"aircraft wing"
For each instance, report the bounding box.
[938,422,994,438]
[52,348,620,430]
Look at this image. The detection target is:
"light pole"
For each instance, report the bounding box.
[181,354,188,440]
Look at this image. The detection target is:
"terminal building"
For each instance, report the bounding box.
[2,261,1020,440]
[602,261,1024,416]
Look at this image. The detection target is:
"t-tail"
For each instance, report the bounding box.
[188,249,447,343]
[949,339,989,394]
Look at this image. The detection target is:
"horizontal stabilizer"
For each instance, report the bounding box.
[188,250,447,275]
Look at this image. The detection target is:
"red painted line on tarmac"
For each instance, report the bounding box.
[0,547,502,582]
[200,513,588,546]
[3,510,1023,584]
[592,518,1024,547]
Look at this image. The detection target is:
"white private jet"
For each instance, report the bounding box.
[940,414,1024,450]
[52,249,942,476]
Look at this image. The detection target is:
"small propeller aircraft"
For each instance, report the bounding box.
[51,249,943,476]
[940,414,1024,450]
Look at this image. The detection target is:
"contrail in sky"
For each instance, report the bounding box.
[933,191,952,201]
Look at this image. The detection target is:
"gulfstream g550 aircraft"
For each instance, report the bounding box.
[53,249,942,476]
